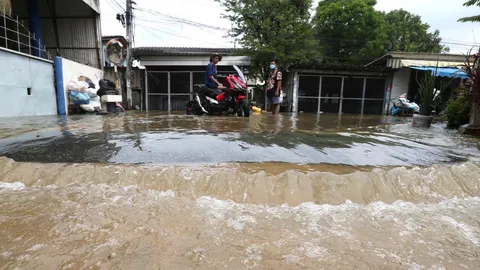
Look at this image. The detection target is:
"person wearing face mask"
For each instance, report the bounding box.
[265,60,282,115]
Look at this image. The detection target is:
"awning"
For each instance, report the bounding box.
[400,59,465,68]
[410,67,468,79]
[387,59,466,69]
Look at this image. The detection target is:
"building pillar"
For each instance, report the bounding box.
[27,0,42,57]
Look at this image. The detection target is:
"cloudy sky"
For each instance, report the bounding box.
[100,0,479,53]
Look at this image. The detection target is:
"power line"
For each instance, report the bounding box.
[103,0,123,13]
[111,0,125,11]
[136,23,228,47]
[135,17,227,35]
[136,7,229,31]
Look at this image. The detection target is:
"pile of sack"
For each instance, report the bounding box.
[68,77,125,113]
[391,93,420,116]
[68,76,102,112]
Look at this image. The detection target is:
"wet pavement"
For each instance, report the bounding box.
[1,112,480,269]
[0,112,478,166]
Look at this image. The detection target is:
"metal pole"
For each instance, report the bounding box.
[32,33,36,55]
[317,76,322,114]
[16,16,20,52]
[28,32,31,55]
[168,72,171,113]
[361,77,367,115]
[4,9,7,49]
[383,77,390,115]
[189,71,193,99]
[125,0,133,110]
[339,77,345,115]
[145,71,149,111]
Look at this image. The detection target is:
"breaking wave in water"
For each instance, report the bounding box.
[0,157,480,269]
[1,157,480,205]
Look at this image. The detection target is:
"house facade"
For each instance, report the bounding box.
[368,52,470,113]
[288,52,471,115]
[134,47,251,112]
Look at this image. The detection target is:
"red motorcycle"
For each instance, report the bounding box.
[186,65,250,117]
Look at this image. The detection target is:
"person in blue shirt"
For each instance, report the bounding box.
[205,54,225,91]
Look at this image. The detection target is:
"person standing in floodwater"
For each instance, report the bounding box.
[266,60,283,115]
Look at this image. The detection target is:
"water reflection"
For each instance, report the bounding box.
[0,112,477,166]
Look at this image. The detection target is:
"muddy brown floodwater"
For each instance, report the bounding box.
[0,112,480,269]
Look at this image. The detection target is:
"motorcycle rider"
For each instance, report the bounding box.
[205,53,226,97]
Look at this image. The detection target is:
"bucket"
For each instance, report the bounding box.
[412,114,433,128]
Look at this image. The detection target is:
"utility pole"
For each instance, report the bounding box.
[125,0,133,110]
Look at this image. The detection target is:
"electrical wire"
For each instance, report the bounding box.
[136,7,229,31]
[111,0,126,11]
[104,0,123,13]
[136,23,229,47]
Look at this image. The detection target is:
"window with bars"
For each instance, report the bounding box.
[297,74,387,115]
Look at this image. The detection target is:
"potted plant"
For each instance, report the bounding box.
[413,64,449,127]
[416,66,447,115]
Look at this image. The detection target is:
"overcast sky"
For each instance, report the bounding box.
[100,0,479,53]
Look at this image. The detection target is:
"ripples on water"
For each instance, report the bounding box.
[0,113,478,166]
[0,113,480,269]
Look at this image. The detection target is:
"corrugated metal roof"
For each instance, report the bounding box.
[365,52,474,67]
[12,0,97,17]
[134,47,237,57]
[389,51,467,57]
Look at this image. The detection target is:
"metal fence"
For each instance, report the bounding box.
[0,13,51,60]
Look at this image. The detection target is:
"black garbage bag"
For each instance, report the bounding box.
[97,79,118,97]
[79,76,96,89]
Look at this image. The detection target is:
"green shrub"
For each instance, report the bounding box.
[446,88,471,129]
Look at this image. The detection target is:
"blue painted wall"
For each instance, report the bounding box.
[27,0,43,58]
[0,48,57,117]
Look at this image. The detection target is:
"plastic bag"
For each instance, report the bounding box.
[410,102,420,113]
[80,104,95,112]
[68,78,88,92]
[86,87,98,98]
[69,91,91,105]
[97,79,118,97]
[90,96,101,109]
[79,76,96,89]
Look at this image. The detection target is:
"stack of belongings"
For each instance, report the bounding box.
[97,79,125,113]
[68,76,102,113]
[391,93,420,116]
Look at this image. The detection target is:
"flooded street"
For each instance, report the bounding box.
[1,113,480,269]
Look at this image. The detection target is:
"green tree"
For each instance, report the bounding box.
[384,9,449,53]
[313,0,386,63]
[216,0,320,77]
[458,0,480,22]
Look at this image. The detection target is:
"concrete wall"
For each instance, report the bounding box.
[0,48,57,117]
[60,57,104,114]
[391,68,411,99]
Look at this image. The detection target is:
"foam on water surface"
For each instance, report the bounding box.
[0,178,479,269]
[0,182,25,191]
